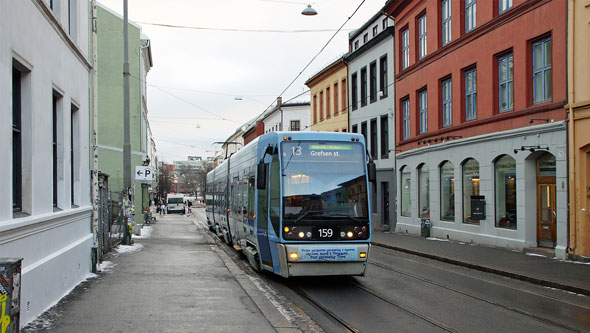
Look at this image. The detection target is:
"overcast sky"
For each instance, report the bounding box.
[97,0,387,163]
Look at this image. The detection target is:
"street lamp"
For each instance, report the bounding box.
[301,4,317,15]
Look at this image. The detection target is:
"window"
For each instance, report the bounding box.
[319,91,324,120]
[352,124,358,133]
[351,73,358,110]
[442,0,451,46]
[326,87,331,118]
[533,38,552,104]
[370,61,377,103]
[290,120,300,131]
[465,0,476,33]
[401,167,411,217]
[334,82,339,115]
[373,25,378,37]
[442,79,452,126]
[382,18,388,29]
[363,33,368,43]
[53,90,63,209]
[313,94,317,123]
[341,79,346,114]
[370,118,377,160]
[499,0,512,14]
[419,90,428,134]
[418,164,430,218]
[463,159,480,224]
[379,55,388,98]
[465,68,477,121]
[440,161,455,221]
[418,14,427,59]
[68,0,77,41]
[354,40,359,50]
[12,66,22,212]
[402,99,410,140]
[361,67,367,107]
[402,29,410,69]
[495,155,517,229]
[71,104,79,206]
[51,0,60,18]
[380,115,389,159]
[361,121,367,143]
[499,53,514,112]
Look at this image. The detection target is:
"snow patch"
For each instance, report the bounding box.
[112,243,144,257]
[97,261,116,273]
[526,253,547,258]
[134,225,153,239]
[426,237,449,242]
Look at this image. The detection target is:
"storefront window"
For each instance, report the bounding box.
[440,161,455,221]
[418,164,430,218]
[495,155,517,228]
[463,159,480,224]
[401,167,411,217]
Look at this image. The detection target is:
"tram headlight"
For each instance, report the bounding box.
[346,231,354,238]
[284,227,290,233]
[298,231,305,238]
[359,252,367,258]
[289,252,298,260]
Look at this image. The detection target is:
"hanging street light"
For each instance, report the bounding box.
[301,4,317,16]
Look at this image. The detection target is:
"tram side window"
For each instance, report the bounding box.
[258,165,269,229]
[248,168,255,218]
[269,154,281,237]
[242,176,248,215]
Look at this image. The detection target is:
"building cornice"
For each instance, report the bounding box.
[345,27,395,63]
[397,121,566,159]
[305,56,347,87]
[31,0,91,70]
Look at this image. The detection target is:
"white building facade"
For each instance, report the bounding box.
[263,101,311,133]
[0,0,92,326]
[347,13,396,230]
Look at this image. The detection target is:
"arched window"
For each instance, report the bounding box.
[440,161,455,221]
[463,158,480,224]
[495,155,517,228]
[418,164,430,218]
[400,166,411,217]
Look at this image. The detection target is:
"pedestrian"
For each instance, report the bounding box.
[160,202,166,215]
[187,200,192,214]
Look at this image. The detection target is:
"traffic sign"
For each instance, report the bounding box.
[135,166,153,182]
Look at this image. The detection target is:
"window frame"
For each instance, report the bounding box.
[418,164,430,218]
[465,0,477,33]
[465,68,477,121]
[418,14,427,59]
[351,72,358,111]
[400,167,411,217]
[419,89,428,134]
[499,0,513,14]
[442,78,452,127]
[440,161,455,222]
[498,53,514,113]
[379,55,388,98]
[402,98,410,140]
[369,61,377,103]
[360,66,368,107]
[401,28,410,69]
[12,66,23,212]
[370,118,378,160]
[532,37,552,105]
[462,158,480,224]
[380,115,389,159]
[441,0,451,46]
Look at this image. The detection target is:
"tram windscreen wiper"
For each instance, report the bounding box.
[294,210,323,223]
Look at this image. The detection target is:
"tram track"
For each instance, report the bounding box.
[367,258,584,332]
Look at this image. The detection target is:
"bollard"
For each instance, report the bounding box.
[0,258,22,333]
[421,219,431,238]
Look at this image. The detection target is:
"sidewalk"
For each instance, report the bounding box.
[24,212,299,332]
[371,231,590,296]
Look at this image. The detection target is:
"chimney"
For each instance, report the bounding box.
[276,96,282,107]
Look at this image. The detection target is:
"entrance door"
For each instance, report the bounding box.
[382,182,389,226]
[537,184,556,247]
[256,163,273,269]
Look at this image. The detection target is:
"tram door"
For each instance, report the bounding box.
[257,162,273,270]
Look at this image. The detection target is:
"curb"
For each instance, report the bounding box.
[372,241,590,297]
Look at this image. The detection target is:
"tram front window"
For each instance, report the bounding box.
[281,141,369,227]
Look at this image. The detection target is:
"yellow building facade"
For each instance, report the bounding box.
[566,0,590,259]
[305,57,349,132]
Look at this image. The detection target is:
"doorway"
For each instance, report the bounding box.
[382,182,389,226]
[536,153,556,248]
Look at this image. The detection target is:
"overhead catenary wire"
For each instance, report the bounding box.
[137,21,352,33]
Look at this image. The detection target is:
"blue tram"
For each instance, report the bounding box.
[205,131,375,277]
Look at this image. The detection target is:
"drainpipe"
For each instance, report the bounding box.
[91,0,100,266]
[566,0,576,254]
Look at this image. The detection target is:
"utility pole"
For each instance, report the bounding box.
[123,0,133,244]
[91,0,100,269]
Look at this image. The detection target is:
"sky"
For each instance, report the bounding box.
[97,0,388,163]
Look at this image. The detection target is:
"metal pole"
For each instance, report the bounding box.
[91,0,100,263]
[123,0,131,191]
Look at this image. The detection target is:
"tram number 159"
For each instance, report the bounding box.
[318,228,333,238]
